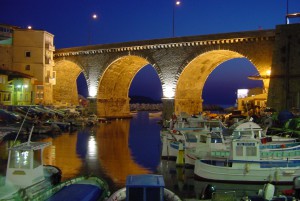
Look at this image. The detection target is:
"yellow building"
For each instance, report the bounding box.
[0,24,56,106]
[237,88,267,115]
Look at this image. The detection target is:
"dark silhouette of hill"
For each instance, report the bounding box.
[129,96,162,104]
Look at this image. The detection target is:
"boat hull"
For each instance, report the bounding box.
[194,159,300,185]
[31,176,110,201]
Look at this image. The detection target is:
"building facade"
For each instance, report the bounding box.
[0,24,56,106]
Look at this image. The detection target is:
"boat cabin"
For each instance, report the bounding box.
[125,174,164,201]
[229,121,264,140]
[5,141,51,188]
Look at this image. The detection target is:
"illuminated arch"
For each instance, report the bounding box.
[53,60,86,106]
[175,49,268,115]
[97,55,161,117]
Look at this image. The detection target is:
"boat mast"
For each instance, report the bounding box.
[12,106,31,146]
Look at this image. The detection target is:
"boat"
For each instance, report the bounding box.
[30,175,110,201]
[169,121,300,166]
[161,119,225,159]
[224,119,298,143]
[194,138,300,184]
[242,183,295,201]
[0,126,62,200]
[107,174,181,201]
[184,130,228,166]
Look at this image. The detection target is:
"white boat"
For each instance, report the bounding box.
[194,138,300,184]
[0,126,62,200]
[161,119,225,159]
[184,130,228,166]
[183,120,300,167]
[107,174,181,201]
[224,120,297,144]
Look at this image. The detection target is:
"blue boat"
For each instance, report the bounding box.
[31,176,110,201]
[107,174,181,201]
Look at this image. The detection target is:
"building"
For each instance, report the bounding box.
[0,24,56,106]
[237,87,267,115]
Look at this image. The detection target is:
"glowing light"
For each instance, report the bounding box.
[16,85,21,88]
[237,89,249,99]
[164,86,175,98]
[175,0,181,5]
[27,25,32,29]
[92,14,97,19]
[23,85,28,88]
[89,85,97,97]
[266,70,271,75]
[88,136,97,159]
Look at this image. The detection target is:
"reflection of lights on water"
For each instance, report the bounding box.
[88,136,97,159]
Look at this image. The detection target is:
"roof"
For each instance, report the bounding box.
[0,69,33,79]
[126,174,165,187]
[9,141,51,151]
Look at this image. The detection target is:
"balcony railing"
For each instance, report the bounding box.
[45,43,55,51]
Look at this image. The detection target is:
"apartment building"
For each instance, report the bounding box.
[0,24,56,106]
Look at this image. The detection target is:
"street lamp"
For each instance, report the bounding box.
[172,0,181,37]
[88,13,98,45]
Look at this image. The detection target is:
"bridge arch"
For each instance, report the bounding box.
[97,55,162,117]
[175,49,269,115]
[53,60,87,106]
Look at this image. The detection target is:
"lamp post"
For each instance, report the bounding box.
[88,13,98,45]
[286,0,289,24]
[172,0,181,37]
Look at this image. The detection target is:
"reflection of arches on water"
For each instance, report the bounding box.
[97,119,150,185]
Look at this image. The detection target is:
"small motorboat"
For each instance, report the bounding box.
[31,175,111,201]
[107,174,181,201]
[0,126,62,200]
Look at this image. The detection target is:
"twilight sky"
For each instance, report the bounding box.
[1,0,300,106]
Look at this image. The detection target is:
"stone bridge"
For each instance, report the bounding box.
[54,24,300,119]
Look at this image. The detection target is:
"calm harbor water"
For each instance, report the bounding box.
[0,111,292,200]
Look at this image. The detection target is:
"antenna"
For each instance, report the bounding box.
[27,126,34,145]
[12,106,31,146]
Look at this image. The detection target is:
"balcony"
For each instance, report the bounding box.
[45,76,56,85]
[45,43,55,51]
[45,58,54,65]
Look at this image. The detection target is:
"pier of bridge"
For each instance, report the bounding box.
[54,24,300,120]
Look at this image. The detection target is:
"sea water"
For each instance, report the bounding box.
[0,111,292,200]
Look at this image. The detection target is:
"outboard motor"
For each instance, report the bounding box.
[200,184,216,200]
[294,176,300,199]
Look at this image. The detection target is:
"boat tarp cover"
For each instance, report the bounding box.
[47,184,102,201]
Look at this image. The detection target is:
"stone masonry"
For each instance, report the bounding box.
[54,24,300,119]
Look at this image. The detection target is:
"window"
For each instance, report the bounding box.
[4,93,11,101]
[25,51,31,57]
[37,85,44,90]
[246,146,257,156]
[25,65,30,70]
[236,146,243,156]
[9,150,30,169]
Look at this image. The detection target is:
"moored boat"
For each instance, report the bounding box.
[194,138,300,184]
[0,126,62,200]
[107,174,181,201]
[31,176,110,201]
